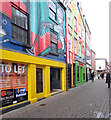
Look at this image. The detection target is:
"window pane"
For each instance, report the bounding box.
[12,15,15,23]
[12,7,16,15]
[51,31,57,43]
[49,9,56,21]
[49,0,56,13]
[16,9,20,17]
[24,22,28,30]
[69,43,71,51]
[24,14,27,22]
[51,42,57,54]
[74,17,77,31]
[51,32,57,39]
[11,6,28,44]
[68,33,71,50]
[19,28,22,35]
[20,19,24,28]
[20,12,24,19]
[24,37,27,43]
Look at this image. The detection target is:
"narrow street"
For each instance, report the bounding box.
[2,79,110,118]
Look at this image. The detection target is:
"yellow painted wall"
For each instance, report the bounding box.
[1,49,66,105]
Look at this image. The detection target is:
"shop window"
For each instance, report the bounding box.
[12,6,28,44]
[49,0,56,21]
[36,68,43,93]
[50,67,61,92]
[0,62,28,107]
[74,17,77,33]
[77,66,79,82]
[50,31,57,54]
[68,33,71,51]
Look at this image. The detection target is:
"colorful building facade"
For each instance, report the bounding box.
[0,0,66,111]
[91,49,96,72]
[65,0,86,88]
[85,19,92,81]
[0,0,94,112]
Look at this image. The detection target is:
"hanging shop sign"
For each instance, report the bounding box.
[79,63,84,66]
[0,61,28,107]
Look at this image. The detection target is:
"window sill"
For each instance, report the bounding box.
[49,52,59,56]
[10,40,31,48]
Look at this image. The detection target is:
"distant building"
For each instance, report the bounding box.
[85,19,92,81]
[91,49,96,71]
[96,58,108,75]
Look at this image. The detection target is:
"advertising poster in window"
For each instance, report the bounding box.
[0,61,28,107]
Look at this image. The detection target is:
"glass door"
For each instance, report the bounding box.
[36,68,43,94]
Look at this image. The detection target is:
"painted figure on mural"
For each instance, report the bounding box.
[26,3,65,55]
[0,13,10,44]
[42,6,65,50]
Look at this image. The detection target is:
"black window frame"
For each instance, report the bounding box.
[11,5,30,47]
[48,0,57,22]
[50,30,58,55]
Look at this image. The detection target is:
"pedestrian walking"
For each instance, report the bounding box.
[106,72,111,88]
[91,71,94,82]
[102,73,104,79]
[98,73,100,79]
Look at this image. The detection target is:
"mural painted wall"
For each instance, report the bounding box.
[29,0,66,62]
[0,0,30,52]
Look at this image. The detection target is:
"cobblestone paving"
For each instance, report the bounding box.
[1,79,110,118]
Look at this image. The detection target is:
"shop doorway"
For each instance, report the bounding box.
[36,68,43,94]
[80,67,83,82]
[73,63,76,86]
[77,66,79,82]
[68,64,71,88]
[83,67,86,82]
[50,67,61,93]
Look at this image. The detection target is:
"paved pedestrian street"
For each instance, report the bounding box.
[1,79,110,119]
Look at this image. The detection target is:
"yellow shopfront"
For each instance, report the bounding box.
[0,49,66,110]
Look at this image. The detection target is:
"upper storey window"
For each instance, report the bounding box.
[11,6,28,44]
[68,7,72,26]
[49,0,56,21]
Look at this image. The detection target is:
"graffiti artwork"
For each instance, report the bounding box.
[0,12,11,44]
[28,1,66,56]
[42,6,65,50]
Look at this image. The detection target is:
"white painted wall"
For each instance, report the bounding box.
[96,59,106,70]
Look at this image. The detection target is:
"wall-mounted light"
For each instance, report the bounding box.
[0,39,9,44]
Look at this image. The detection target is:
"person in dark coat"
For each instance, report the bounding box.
[91,72,94,82]
[106,72,111,88]
[101,73,104,79]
